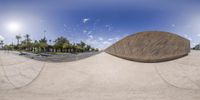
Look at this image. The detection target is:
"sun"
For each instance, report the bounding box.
[6,21,22,33]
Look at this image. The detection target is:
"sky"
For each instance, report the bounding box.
[0,0,200,49]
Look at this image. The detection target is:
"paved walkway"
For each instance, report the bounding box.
[0,50,200,100]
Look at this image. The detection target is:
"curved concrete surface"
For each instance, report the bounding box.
[105,31,190,62]
[0,50,200,100]
[0,51,45,90]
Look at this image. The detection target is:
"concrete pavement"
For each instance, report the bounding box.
[0,50,200,100]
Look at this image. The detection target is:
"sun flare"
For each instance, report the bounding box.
[6,21,22,33]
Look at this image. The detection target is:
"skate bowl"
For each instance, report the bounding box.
[1,32,200,100]
[105,31,190,62]
[0,50,200,100]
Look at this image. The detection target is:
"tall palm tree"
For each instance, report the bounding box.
[24,34,31,44]
[16,35,22,46]
[23,34,33,51]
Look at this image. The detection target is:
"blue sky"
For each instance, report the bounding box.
[0,0,200,49]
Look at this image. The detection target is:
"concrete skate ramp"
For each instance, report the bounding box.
[105,31,190,62]
[0,50,200,100]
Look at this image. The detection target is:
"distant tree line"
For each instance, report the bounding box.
[1,34,99,53]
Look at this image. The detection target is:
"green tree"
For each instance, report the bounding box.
[16,35,22,46]
[22,34,32,51]
[54,36,69,52]
[80,41,86,52]
[4,44,14,50]
[33,40,40,53]
[193,44,200,50]
[24,34,31,44]
[19,40,26,50]
[80,41,86,48]
[39,37,48,52]
[95,48,99,52]
[63,42,69,52]
[86,45,91,52]
[91,48,96,52]
[0,40,3,49]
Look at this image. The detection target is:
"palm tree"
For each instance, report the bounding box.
[24,34,31,44]
[16,35,22,46]
[24,34,32,51]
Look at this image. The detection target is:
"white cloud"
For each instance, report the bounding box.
[88,35,93,39]
[0,35,5,41]
[183,34,192,41]
[175,14,200,47]
[98,37,103,41]
[171,24,176,27]
[103,41,111,45]
[63,24,67,27]
[107,37,120,42]
[63,28,66,31]
[83,30,92,35]
[114,37,120,41]
[83,18,90,23]
[105,24,112,31]
[85,35,121,50]
[87,31,92,35]
[192,42,198,47]
[183,34,188,38]
[108,38,113,41]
